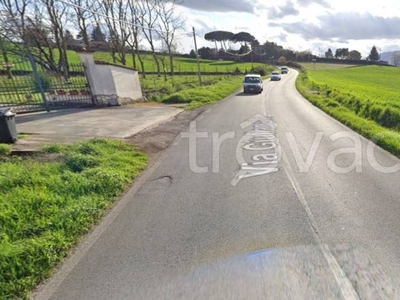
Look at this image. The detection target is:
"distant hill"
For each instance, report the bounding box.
[380,51,400,64]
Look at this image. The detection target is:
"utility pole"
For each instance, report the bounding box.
[192,27,202,85]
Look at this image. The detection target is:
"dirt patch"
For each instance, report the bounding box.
[125,106,207,159]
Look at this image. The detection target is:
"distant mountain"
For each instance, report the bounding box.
[380,51,400,64]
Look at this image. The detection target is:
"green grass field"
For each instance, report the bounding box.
[0,139,148,299]
[297,65,400,156]
[307,65,400,108]
[301,62,357,70]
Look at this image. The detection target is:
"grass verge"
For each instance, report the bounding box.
[0,138,148,299]
[160,76,243,109]
[296,70,400,156]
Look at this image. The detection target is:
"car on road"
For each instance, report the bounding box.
[280,66,289,74]
[243,74,263,94]
[270,71,281,81]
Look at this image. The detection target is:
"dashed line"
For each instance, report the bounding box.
[205,108,212,113]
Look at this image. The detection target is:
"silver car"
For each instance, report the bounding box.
[270,71,281,81]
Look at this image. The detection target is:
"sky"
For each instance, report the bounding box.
[174,0,400,58]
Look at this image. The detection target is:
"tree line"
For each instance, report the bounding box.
[194,30,386,65]
[325,46,381,61]
[0,0,184,77]
[191,30,315,64]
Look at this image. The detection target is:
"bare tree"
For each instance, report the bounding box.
[0,0,60,72]
[391,51,400,66]
[95,0,131,65]
[155,0,184,75]
[68,0,95,50]
[126,0,147,75]
[137,0,161,76]
[40,0,71,76]
[0,0,30,41]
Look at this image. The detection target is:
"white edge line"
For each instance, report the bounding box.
[195,115,204,122]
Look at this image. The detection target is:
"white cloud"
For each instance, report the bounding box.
[268,1,299,19]
[174,0,400,57]
[272,12,400,40]
[178,0,255,13]
[297,0,330,8]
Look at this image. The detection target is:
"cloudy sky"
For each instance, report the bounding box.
[174,0,400,57]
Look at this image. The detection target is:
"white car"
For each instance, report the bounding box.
[270,71,281,81]
[243,74,263,94]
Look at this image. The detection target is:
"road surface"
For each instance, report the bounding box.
[35,70,400,299]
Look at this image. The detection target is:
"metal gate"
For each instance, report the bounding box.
[0,55,94,113]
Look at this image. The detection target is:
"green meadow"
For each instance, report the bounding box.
[297,64,400,155]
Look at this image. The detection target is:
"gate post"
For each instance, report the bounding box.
[29,54,50,112]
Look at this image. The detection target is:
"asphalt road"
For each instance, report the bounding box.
[35,70,400,299]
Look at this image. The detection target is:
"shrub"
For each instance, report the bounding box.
[250,66,267,76]
[379,107,400,129]
[64,153,100,173]
[162,93,190,103]
[286,61,304,70]
[42,144,64,154]
[233,67,242,74]
[0,144,12,155]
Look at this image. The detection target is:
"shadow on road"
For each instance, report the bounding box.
[236,92,261,97]
[15,108,96,124]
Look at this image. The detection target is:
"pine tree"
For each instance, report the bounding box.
[368,46,380,61]
[91,25,106,42]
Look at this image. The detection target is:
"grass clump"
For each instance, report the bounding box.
[0,138,148,299]
[0,144,12,155]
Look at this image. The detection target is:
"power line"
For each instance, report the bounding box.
[56,0,166,34]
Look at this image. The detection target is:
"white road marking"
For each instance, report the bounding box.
[231,115,279,186]
[195,115,204,122]
[281,150,360,300]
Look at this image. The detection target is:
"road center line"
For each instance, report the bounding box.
[281,150,360,300]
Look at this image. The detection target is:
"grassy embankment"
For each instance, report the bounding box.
[297,63,400,155]
[0,139,148,299]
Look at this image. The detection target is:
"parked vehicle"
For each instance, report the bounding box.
[243,74,263,94]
